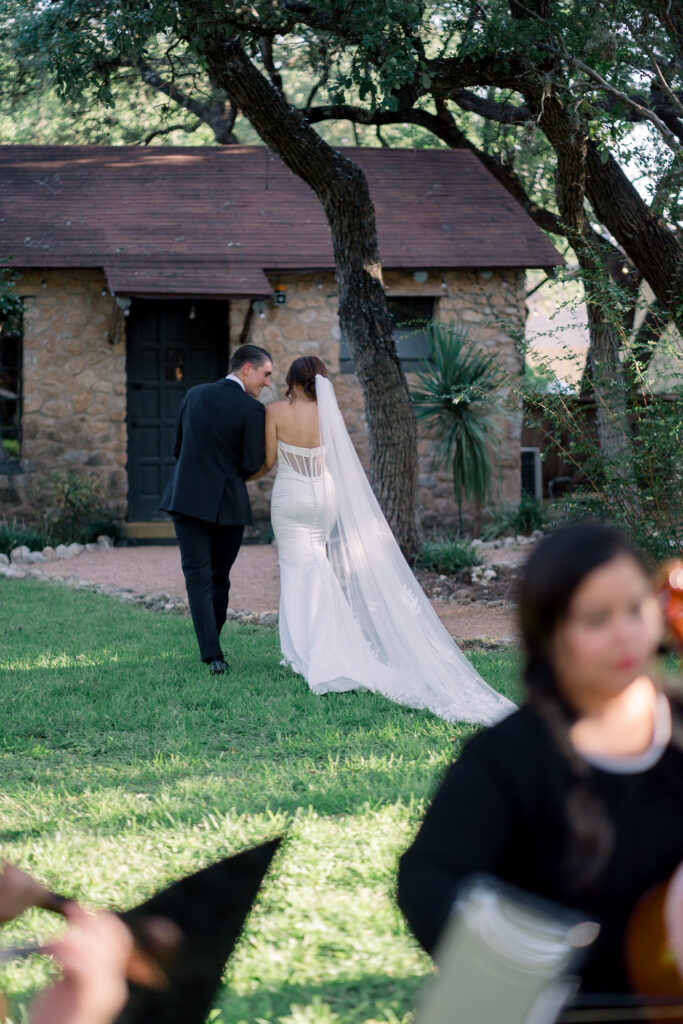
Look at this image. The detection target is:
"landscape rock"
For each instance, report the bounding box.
[42,546,57,560]
[0,553,9,566]
[0,565,25,578]
[97,535,113,549]
[226,608,259,625]
[10,545,30,564]
[258,611,278,627]
[26,551,47,563]
[55,544,71,559]
[67,543,84,556]
[143,590,172,608]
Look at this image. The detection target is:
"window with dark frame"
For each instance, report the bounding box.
[339,296,435,373]
[0,317,22,464]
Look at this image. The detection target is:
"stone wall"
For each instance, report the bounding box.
[243,269,525,532]
[5,266,525,533]
[8,268,127,515]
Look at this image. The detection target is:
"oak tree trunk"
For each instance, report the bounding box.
[198,30,422,557]
[540,92,640,509]
[578,252,641,505]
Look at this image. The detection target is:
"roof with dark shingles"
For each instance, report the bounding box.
[0,144,561,295]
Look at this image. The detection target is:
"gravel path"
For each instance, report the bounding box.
[38,544,281,612]
[35,544,517,643]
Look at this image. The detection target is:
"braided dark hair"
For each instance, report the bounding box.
[285,356,328,401]
[519,521,650,894]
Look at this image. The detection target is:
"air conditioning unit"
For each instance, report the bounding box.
[521,447,542,501]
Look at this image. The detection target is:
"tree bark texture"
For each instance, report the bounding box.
[197,28,422,556]
[580,251,641,506]
[540,91,640,505]
[584,144,683,334]
[428,50,683,335]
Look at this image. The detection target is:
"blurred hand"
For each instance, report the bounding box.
[0,862,49,924]
[30,904,133,1024]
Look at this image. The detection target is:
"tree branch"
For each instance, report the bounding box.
[540,43,680,151]
[143,119,203,145]
[304,74,326,110]
[449,88,531,123]
[304,100,565,236]
[276,0,339,34]
[137,61,215,121]
[138,61,238,144]
[258,36,284,94]
[428,52,538,97]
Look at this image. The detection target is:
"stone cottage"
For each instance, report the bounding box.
[0,144,561,537]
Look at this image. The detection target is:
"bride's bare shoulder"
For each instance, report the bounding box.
[266,400,289,419]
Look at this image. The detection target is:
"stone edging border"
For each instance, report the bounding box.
[0,535,521,645]
[0,563,517,646]
[0,561,279,627]
[0,536,279,627]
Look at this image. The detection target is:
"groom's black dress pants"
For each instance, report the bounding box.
[173,513,244,663]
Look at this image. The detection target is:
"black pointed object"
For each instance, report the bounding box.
[113,837,282,1024]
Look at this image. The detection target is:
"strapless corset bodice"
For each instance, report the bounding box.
[277,440,327,478]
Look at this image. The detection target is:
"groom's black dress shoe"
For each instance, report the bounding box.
[209,659,227,675]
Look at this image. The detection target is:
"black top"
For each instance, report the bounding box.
[397,701,683,994]
[160,378,266,526]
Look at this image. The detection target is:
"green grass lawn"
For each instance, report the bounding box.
[0,577,521,1024]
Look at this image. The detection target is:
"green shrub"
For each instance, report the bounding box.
[544,491,681,566]
[38,470,123,544]
[2,438,19,458]
[0,471,124,554]
[0,518,56,555]
[416,536,482,574]
[482,493,548,539]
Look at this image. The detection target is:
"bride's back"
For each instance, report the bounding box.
[273,396,321,449]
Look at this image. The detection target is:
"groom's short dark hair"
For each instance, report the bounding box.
[230,344,272,372]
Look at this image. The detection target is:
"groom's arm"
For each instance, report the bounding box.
[247,403,278,481]
[240,402,266,478]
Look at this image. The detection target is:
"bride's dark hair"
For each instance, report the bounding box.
[285,356,328,401]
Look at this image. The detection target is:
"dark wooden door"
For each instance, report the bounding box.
[126,299,230,521]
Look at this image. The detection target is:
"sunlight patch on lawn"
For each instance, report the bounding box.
[0,577,516,1023]
[1,650,120,671]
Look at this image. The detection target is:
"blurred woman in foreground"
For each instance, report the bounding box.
[398,521,683,995]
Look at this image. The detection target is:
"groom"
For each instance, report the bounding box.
[160,344,273,674]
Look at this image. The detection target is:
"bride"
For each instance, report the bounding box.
[258,356,513,726]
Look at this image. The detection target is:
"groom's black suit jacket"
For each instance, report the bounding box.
[160,378,266,526]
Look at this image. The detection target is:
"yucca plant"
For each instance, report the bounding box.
[412,321,504,536]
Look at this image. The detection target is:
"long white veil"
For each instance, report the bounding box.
[315,374,514,726]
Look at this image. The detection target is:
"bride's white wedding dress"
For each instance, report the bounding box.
[270,376,514,726]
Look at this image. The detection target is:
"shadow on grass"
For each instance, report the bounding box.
[0,578,517,838]
[218,972,428,1024]
[0,744,458,841]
